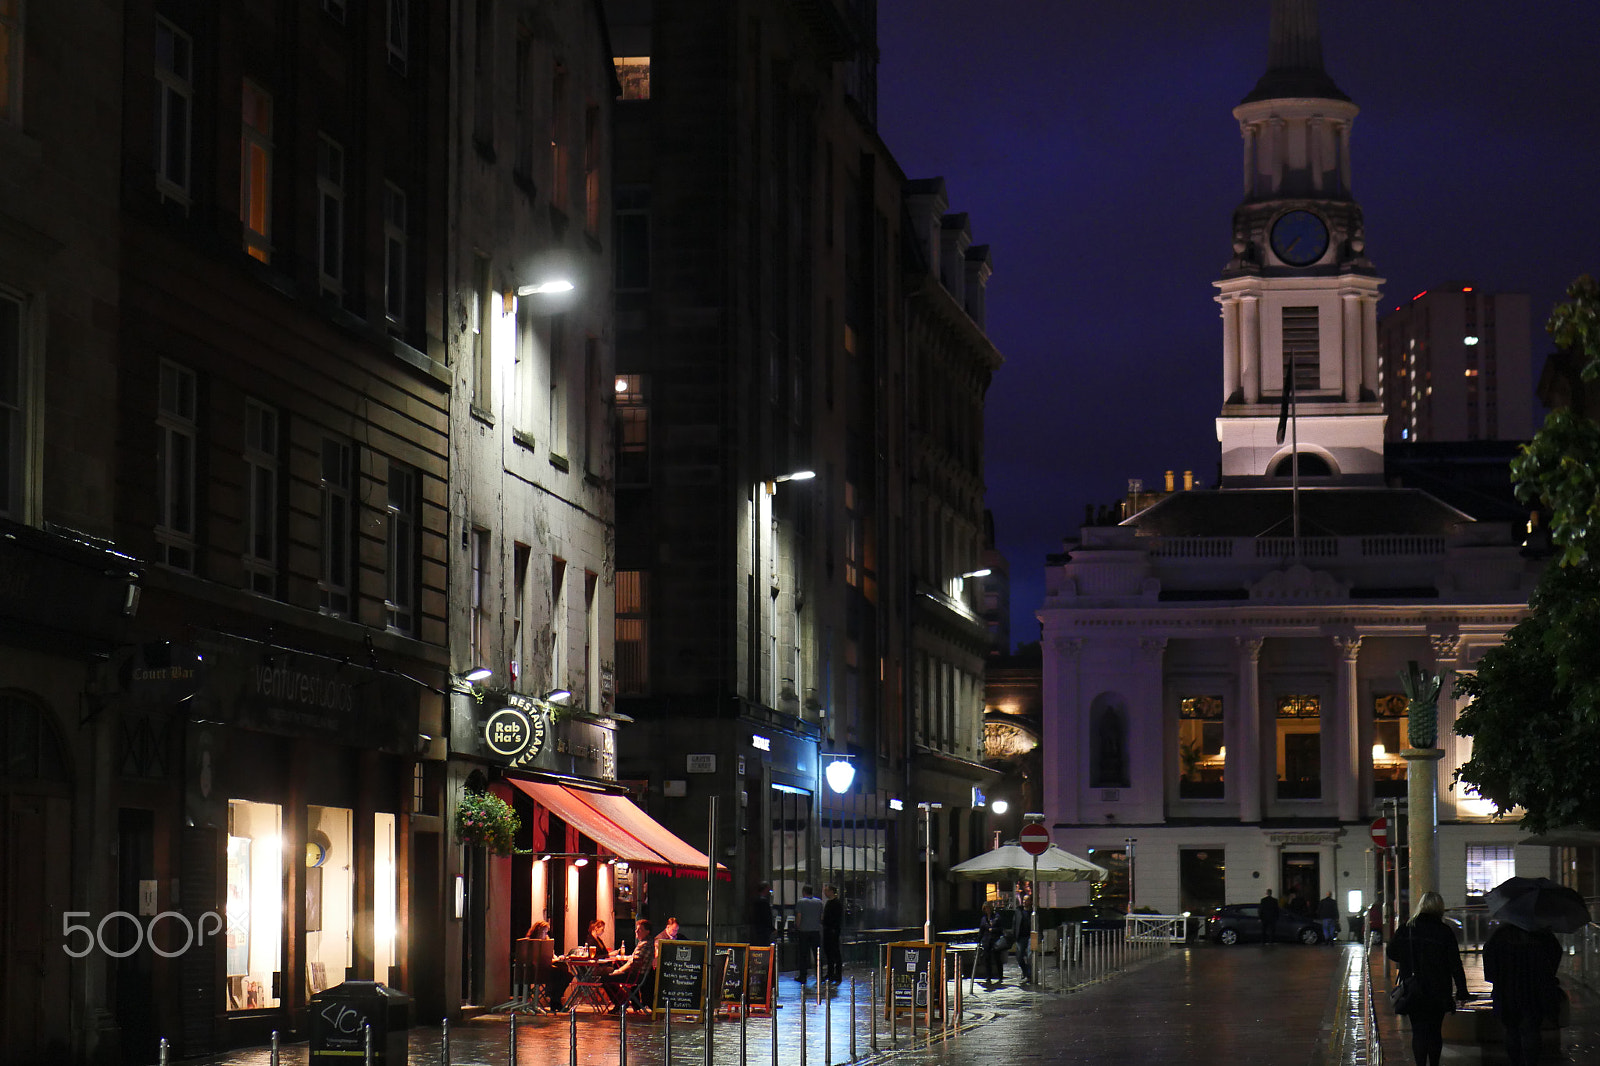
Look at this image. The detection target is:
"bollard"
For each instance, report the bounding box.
[870,969,878,1053]
[850,977,857,1060]
[953,965,962,1026]
[364,1021,373,1066]
[510,1011,519,1066]
[619,1001,627,1066]
[665,1001,673,1066]
[270,1029,280,1066]
[799,982,808,1066]
[570,1007,579,1066]
[739,981,748,1066]
[442,1018,451,1066]
[158,1037,169,1066]
[816,948,823,1006]
[824,981,831,1066]
[767,980,776,1066]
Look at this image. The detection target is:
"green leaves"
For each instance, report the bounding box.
[456,788,524,856]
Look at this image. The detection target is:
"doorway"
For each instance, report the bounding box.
[1280,852,1321,914]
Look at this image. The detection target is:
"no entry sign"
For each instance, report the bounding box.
[1370,817,1389,848]
[1019,823,1050,856]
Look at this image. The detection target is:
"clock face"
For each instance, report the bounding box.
[1270,210,1329,266]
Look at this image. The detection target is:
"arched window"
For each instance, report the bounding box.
[1088,694,1129,788]
[1270,452,1332,477]
[0,692,70,786]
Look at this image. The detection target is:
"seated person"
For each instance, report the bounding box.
[601,918,655,1011]
[585,918,610,957]
[660,916,681,941]
[526,918,552,939]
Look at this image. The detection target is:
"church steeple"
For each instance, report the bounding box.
[1242,0,1350,104]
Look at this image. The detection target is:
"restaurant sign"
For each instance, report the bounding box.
[483,697,550,766]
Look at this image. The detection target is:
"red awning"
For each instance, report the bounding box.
[508,778,729,880]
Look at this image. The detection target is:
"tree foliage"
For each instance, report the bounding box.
[1454,274,1600,831]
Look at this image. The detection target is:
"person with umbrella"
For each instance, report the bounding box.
[1482,876,1584,1066]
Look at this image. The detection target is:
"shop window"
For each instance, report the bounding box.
[226,799,283,1010]
[375,812,398,983]
[1088,847,1130,912]
[1178,695,1225,799]
[304,805,352,995]
[769,785,812,939]
[1179,848,1226,914]
[1372,693,1409,798]
[1276,694,1321,799]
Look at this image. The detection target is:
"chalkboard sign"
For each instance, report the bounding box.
[743,945,775,1014]
[717,945,746,1008]
[653,939,710,1017]
[886,942,938,1017]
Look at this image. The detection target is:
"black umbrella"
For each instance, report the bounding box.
[1483,876,1591,933]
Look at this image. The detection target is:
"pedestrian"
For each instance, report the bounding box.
[794,884,824,985]
[1483,921,1563,1066]
[976,900,1005,987]
[822,884,844,984]
[1317,891,1340,944]
[1386,891,1469,1066]
[748,881,774,946]
[1258,889,1280,944]
[1012,892,1033,982]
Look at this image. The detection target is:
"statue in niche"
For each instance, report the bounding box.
[1091,704,1129,787]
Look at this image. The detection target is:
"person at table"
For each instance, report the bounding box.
[601,918,656,1011]
[585,918,609,957]
[659,916,681,941]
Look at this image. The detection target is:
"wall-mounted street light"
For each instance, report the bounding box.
[991,798,1009,815]
[460,666,493,683]
[543,687,572,703]
[517,279,575,296]
[764,469,815,495]
[960,568,992,579]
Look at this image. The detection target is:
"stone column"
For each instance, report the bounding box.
[1236,637,1264,823]
[1309,117,1325,193]
[1241,296,1261,404]
[1241,122,1258,196]
[1430,635,1462,821]
[1401,663,1447,900]
[1341,293,1362,403]
[1337,122,1352,194]
[1333,635,1363,823]
[1266,118,1287,196]
[1222,297,1241,402]
[1361,295,1381,399]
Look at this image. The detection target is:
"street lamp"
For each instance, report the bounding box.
[990,799,1009,815]
[918,801,942,942]
[516,278,575,296]
[823,755,856,794]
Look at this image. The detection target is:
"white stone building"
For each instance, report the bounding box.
[1038,1,1545,925]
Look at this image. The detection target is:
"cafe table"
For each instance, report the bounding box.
[558,952,616,1012]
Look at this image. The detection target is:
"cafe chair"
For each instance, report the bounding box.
[617,964,655,1016]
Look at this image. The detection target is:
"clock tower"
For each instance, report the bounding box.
[1215,0,1385,483]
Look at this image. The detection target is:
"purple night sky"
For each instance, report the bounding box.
[877,1,1600,648]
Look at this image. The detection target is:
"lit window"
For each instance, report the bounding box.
[154,17,193,205]
[1465,845,1515,905]
[241,81,273,262]
[613,374,649,485]
[226,800,284,1011]
[613,56,650,101]
[1178,696,1225,799]
[615,570,648,694]
[155,361,198,571]
[243,400,279,596]
[317,135,345,298]
[1276,694,1321,799]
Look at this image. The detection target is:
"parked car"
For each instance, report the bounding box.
[1056,904,1127,931]
[1205,903,1323,945]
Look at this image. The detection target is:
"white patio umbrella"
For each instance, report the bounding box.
[947,843,1108,883]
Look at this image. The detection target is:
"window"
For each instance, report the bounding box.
[513,28,534,182]
[583,336,600,475]
[613,374,648,485]
[154,17,193,205]
[317,136,345,298]
[1465,845,1516,905]
[240,81,273,262]
[0,290,25,520]
[514,300,536,434]
[1283,306,1320,393]
[318,437,354,616]
[1372,694,1409,798]
[512,543,530,679]
[549,556,566,691]
[843,481,860,588]
[1088,695,1130,788]
[613,57,650,101]
[1276,694,1321,799]
[242,400,279,596]
[385,462,418,634]
[383,182,407,328]
[471,529,490,668]
[472,0,493,149]
[386,0,408,73]
[471,255,492,410]
[614,188,650,292]
[226,800,283,1011]
[155,361,198,571]
[1,0,22,124]
[1178,695,1225,799]
[583,105,601,234]
[547,313,566,458]
[550,68,569,209]
[615,570,648,694]
[583,571,598,713]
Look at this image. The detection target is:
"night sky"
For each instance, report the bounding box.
[877,1,1600,648]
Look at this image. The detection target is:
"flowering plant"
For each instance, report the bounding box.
[456,789,522,856]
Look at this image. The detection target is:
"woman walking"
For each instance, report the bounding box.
[1386,892,1469,1066]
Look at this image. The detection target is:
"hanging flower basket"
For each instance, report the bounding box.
[456,789,522,856]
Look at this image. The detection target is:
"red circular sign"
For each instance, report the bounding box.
[1370,817,1389,848]
[1019,823,1050,856]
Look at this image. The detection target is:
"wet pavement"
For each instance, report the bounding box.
[159,936,1600,1066]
